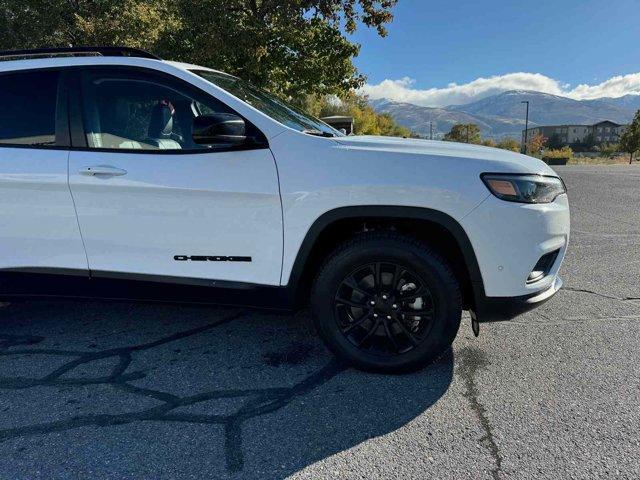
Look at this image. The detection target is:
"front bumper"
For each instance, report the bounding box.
[472,276,563,323]
[461,192,570,298]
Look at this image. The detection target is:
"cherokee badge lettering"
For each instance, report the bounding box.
[174,255,252,262]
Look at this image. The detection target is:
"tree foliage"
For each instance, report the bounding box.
[0,0,396,97]
[620,109,640,163]
[0,1,178,50]
[596,142,620,158]
[444,125,527,153]
[443,123,481,144]
[527,133,547,154]
[547,134,564,150]
[299,93,412,136]
[496,137,520,152]
[581,133,596,151]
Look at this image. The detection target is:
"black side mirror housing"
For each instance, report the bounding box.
[192,113,247,145]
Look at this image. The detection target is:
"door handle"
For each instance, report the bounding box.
[79,165,128,177]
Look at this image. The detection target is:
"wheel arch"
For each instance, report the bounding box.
[286,206,485,310]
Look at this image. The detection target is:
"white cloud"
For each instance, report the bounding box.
[360,72,640,107]
[569,74,640,100]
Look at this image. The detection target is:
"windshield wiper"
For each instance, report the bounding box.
[303,129,335,138]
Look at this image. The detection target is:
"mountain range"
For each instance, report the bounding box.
[371,90,640,139]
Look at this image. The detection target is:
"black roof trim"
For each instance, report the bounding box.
[0,46,161,62]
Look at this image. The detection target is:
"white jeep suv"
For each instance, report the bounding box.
[0,47,569,372]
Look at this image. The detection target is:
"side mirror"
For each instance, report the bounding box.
[192,113,247,145]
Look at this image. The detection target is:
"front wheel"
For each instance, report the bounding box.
[311,232,462,373]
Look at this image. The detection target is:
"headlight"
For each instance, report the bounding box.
[481,173,566,204]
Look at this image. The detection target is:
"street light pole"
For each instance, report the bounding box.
[521,100,530,154]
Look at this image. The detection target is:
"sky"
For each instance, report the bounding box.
[350,0,640,107]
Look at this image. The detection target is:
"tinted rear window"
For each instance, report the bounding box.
[0,71,59,146]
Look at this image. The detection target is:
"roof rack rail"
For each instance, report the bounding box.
[0,46,161,62]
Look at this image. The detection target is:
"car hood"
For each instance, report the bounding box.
[333,135,556,175]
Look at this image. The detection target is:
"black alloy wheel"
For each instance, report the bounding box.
[334,262,435,356]
[311,232,462,373]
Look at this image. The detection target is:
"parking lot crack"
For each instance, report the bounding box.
[458,347,503,480]
[0,310,346,473]
[0,311,245,389]
[562,287,637,302]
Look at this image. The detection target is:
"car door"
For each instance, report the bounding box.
[0,68,88,274]
[67,67,283,286]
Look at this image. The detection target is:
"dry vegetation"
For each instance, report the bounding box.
[567,156,635,165]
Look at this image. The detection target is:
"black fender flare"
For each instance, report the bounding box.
[286,206,485,306]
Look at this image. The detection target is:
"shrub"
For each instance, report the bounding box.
[543,146,573,159]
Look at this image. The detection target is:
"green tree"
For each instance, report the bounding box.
[443,124,481,144]
[496,137,520,152]
[374,112,412,137]
[0,1,179,51]
[547,134,564,150]
[0,0,397,97]
[597,142,620,158]
[298,93,412,137]
[581,133,596,151]
[481,138,497,148]
[620,110,640,164]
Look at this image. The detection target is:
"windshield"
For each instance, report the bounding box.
[191,70,344,137]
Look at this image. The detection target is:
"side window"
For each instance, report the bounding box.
[0,71,59,147]
[80,70,234,151]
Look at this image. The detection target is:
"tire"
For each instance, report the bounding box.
[311,231,462,373]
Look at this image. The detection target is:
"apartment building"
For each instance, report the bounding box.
[592,121,627,143]
[522,120,627,147]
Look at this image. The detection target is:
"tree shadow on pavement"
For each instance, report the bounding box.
[0,300,454,479]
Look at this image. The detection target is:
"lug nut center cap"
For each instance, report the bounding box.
[373,295,395,315]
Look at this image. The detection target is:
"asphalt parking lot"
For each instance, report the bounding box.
[1,165,639,479]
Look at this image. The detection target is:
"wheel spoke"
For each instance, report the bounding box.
[371,263,382,291]
[391,317,419,346]
[335,296,367,309]
[344,276,372,297]
[382,319,399,352]
[391,265,405,291]
[343,312,372,334]
[356,319,380,347]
